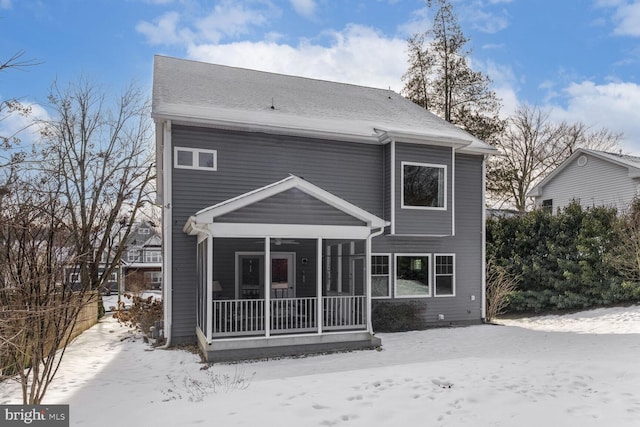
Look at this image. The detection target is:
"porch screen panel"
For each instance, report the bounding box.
[196,240,208,337]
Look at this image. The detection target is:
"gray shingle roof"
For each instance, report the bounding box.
[152,55,497,154]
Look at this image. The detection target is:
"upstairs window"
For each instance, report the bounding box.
[402,162,446,209]
[174,147,217,171]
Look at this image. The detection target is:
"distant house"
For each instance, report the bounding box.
[152,55,498,362]
[65,221,162,293]
[122,222,162,291]
[528,148,640,213]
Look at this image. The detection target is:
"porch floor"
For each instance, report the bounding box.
[200,331,382,363]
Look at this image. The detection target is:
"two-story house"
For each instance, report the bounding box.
[123,221,163,291]
[65,221,162,294]
[528,148,640,213]
[152,55,498,362]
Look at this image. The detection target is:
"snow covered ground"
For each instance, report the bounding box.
[1,305,639,427]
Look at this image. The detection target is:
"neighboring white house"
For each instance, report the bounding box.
[528,148,640,213]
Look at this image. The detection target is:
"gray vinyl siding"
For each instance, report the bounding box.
[169,123,484,340]
[170,126,383,341]
[534,153,639,212]
[394,143,453,235]
[217,188,365,226]
[372,154,483,323]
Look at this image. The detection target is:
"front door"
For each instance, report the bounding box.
[237,252,295,299]
[271,254,295,298]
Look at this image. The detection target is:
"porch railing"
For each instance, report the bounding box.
[323,295,366,331]
[211,295,367,338]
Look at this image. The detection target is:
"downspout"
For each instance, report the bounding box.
[366,226,386,333]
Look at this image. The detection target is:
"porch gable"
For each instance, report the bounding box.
[184,174,388,236]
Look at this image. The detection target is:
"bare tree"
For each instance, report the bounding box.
[0,174,94,404]
[487,104,621,211]
[1,50,39,175]
[39,78,156,294]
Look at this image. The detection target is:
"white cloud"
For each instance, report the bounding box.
[546,80,640,151]
[136,11,193,46]
[136,1,277,46]
[194,2,272,43]
[187,24,408,91]
[289,0,316,18]
[611,1,640,36]
[595,0,640,37]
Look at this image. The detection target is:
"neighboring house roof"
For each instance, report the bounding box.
[151,55,497,155]
[183,175,389,235]
[527,148,640,198]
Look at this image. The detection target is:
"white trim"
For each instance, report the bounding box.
[187,175,387,230]
[173,146,218,171]
[434,253,456,297]
[400,161,448,211]
[451,147,456,236]
[337,244,343,293]
[206,236,213,343]
[316,238,323,335]
[264,238,271,338]
[371,253,392,299]
[208,223,372,240]
[481,155,487,319]
[390,139,396,235]
[161,120,173,346]
[394,253,432,299]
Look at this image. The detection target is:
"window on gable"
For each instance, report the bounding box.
[395,254,430,298]
[434,254,455,297]
[174,147,217,171]
[402,162,446,209]
[371,255,390,298]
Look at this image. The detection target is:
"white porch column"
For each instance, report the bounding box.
[316,238,323,334]
[264,236,271,338]
[365,235,373,333]
[206,235,213,344]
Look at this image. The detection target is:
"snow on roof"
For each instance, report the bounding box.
[151,55,497,154]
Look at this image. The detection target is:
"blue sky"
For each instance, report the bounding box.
[2,0,639,151]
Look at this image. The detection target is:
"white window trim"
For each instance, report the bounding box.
[139,228,150,235]
[401,161,447,211]
[144,250,161,263]
[128,250,140,262]
[394,253,431,299]
[174,146,218,171]
[434,253,456,297]
[70,272,80,283]
[371,253,392,299]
